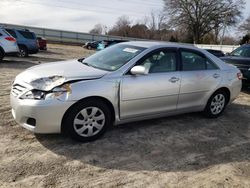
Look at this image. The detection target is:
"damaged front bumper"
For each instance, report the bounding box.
[10,82,75,134]
[10,92,75,133]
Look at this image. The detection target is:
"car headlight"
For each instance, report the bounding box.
[20,84,72,100]
[29,76,65,91]
[21,90,47,100]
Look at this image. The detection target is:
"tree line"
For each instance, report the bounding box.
[89,0,250,45]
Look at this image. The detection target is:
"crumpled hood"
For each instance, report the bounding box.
[15,59,108,84]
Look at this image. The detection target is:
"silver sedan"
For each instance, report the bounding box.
[10,42,242,142]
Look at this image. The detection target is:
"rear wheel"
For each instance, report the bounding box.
[63,99,111,142]
[204,90,228,118]
[18,46,28,57]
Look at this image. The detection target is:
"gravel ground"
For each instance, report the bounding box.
[0,44,250,188]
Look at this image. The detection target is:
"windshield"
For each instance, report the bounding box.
[231,46,250,58]
[81,44,146,71]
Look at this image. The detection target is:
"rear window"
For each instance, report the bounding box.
[5,29,17,38]
[18,31,35,39]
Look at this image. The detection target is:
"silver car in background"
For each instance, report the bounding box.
[10,42,242,142]
[0,27,19,61]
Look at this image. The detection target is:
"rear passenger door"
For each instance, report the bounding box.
[178,48,222,110]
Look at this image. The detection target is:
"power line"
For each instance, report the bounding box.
[17,0,152,17]
[60,0,163,8]
[122,0,163,7]
[57,0,149,15]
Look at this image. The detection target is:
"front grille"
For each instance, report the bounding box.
[11,84,27,97]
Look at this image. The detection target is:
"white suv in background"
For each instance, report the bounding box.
[0,28,19,61]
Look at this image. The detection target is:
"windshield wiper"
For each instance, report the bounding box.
[82,62,100,69]
[77,57,85,62]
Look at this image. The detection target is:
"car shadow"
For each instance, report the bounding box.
[36,102,250,172]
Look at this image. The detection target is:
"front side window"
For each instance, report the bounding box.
[139,50,177,73]
[181,50,218,71]
[81,44,145,71]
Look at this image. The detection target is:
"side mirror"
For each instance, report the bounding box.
[226,52,231,56]
[130,65,147,75]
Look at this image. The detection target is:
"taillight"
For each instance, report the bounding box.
[237,72,243,80]
[5,36,16,42]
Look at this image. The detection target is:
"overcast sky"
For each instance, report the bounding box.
[0,0,249,35]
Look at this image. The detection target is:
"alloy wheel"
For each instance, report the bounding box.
[210,94,225,115]
[73,107,105,137]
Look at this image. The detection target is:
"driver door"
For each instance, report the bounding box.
[120,48,181,119]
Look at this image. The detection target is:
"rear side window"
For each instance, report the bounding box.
[18,31,35,39]
[181,50,218,71]
[5,29,17,38]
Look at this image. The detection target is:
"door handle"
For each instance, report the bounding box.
[169,77,180,83]
[213,73,220,79]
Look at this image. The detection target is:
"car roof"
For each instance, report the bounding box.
[2,27,34,33]
[123,41,198,49]
[122,41,231,70]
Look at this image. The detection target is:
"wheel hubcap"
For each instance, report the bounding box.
[73,107,105,137]
[210,94,225,115]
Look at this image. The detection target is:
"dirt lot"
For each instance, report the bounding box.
[0,44,250,188]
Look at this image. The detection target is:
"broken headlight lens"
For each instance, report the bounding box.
[21,84,71,100]
[21,90,46,100]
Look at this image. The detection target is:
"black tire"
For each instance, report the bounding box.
[18,45,28,57]
[87,45,92,50]
[203,90,228,118]
[63,99,111,142]
[0,50,4,61]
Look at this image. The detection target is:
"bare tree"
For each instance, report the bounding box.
[163,0,245,43]
[144,10,168,39]
[108,16,131,37]
[89,24,106,35]
[145,10,167,31]
[129,23,149,38]
[239,15,250,34]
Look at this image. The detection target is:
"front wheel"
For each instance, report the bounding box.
[204,91,228,118]
[63,100,111,142]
